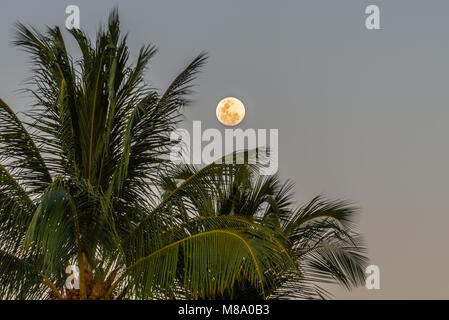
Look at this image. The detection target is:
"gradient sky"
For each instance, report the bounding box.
[1,0,449,299]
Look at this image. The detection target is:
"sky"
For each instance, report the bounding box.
[1,0,449,299]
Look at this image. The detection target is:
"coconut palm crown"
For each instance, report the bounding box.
[162,164,368,299]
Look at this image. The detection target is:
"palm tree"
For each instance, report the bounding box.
[0,10,295,300]
[162,164,368,299]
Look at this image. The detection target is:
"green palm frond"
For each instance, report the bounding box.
[114,215,295,299]
[0,249,51,299]
[0,99,52,194]
[283,196,358,233]
[0,164,36,253]
[280,197,368,298]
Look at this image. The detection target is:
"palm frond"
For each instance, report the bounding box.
[0,99,52,194]
[0,164,36,255]
[115,215,295,299]
[283,196,358,234]
[0,248,61,300]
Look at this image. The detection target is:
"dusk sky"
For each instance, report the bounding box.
[1,0,449,299]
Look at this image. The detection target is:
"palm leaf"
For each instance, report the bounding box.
[0,99,52,194]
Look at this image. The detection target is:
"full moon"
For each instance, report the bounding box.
[216,97,246,126]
